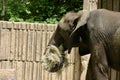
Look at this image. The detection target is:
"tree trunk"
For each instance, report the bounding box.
[2,0,5,20]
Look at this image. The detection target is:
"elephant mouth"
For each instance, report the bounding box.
[49,54,65,72]
[41,45,68,72]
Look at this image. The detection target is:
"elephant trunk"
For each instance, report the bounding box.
[41,45,68,72]
[68,37,74,54]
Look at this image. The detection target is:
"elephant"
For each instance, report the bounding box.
[44,9,120,80]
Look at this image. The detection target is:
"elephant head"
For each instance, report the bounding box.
[49,10,91,53]
[43,10,91,72]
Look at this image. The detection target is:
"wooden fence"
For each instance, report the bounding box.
[0,21,81,80]
[98,0,120,11]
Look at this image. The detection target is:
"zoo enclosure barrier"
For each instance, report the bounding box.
[0,21,120,80]
[0,21,81,80]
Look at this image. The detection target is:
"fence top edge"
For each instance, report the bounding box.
[0,21,57,31]
[0,21,57,25]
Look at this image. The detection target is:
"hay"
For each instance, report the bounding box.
[41,45,68,72]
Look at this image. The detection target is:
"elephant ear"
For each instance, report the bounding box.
[71,10,90,35]
[59,11,81,31]
[68,10,90,53]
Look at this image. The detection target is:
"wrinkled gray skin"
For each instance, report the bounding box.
[46,9,120,80]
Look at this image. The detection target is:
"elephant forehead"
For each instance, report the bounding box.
[64,12,79,20]
[59,19,70,30]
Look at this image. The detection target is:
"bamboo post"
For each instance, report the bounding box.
[0,69,16,80]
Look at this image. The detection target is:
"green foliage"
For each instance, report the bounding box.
[1,0,83,24]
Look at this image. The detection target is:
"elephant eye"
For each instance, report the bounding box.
[69,25,75,32]
[64,19,69,23]
[65,29,70,33]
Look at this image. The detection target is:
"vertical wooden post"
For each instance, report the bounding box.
[0,69,16,80]
[80,0,98,80]
[83,0,98,10]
